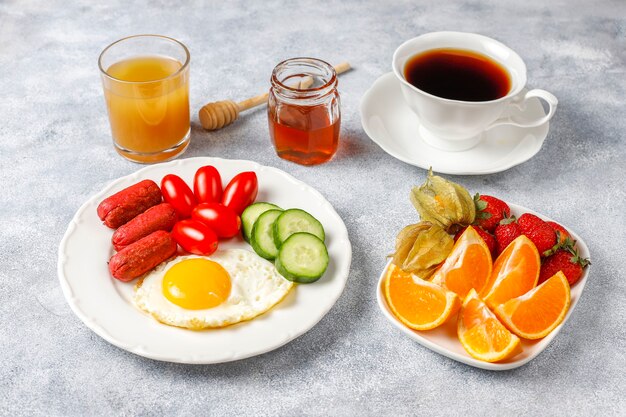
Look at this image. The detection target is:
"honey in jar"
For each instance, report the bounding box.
[268,58,340,165]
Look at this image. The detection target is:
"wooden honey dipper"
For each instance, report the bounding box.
[199,61,351,131]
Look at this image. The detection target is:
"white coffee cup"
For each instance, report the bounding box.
[392,32,558,151]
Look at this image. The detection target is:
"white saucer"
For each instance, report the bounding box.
[360,72,550,175]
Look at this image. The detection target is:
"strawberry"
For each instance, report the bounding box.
[494,216,521,256]
[546,221,571,245]
[454,226,496,257]
[473,194,511,233]
[517,213,557,256]
[539,242,590,285]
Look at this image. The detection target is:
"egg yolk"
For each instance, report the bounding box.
[162,258,231,310]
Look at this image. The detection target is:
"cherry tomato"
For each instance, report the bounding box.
[221,172,258,215]
[171,219,218,256]
[193,165,223,204]
[192,203,241,238]
[161,174,197,219]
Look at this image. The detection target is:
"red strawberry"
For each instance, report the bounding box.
[494,216,521,256]
[546,221,570,245]
[539,243,590,285]
[473,194,511,233]
[517,213,557,256]
[454,226,496,257]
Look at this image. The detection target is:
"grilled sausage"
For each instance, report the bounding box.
[108,230,177,281]
[111,203,178,251]
[97,180,162,229]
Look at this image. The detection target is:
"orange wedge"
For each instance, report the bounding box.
[494,271,571,339]
[430,226,492,299]
[384,263,460,330]
[457,289,521,362]
[481,235,540,310]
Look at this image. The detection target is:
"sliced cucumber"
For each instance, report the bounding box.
[273,209,325,248]
[275,232,329,283]
[250,209,283,260]
[241,202,282,242]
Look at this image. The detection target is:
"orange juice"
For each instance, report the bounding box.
[103,55,190,163]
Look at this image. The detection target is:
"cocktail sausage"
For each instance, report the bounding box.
[97,180,162,229]
[108,230,177,281]
[111,203,178,251]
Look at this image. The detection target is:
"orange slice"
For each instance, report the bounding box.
[384,263,460,330]
[457,289,521,362]
[430,226,492,299]
[481,235,540,310]
[494,271,571,339]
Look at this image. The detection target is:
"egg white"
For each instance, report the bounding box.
[133,249,294,330]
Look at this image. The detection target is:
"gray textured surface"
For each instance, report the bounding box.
[1,0,625,415]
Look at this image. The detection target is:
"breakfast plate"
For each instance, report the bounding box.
[376,202,591,371]
[58,157,352,364]
[360,72,550,175]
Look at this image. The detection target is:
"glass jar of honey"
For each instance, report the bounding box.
[268,58,340,165]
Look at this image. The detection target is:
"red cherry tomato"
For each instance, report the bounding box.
[161,174,197,219]
[192,203,241,238]
[171,219,218,255]
[221,172,258,215]
[193,165,223,204]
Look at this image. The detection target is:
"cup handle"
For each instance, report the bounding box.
[486,89,558,130]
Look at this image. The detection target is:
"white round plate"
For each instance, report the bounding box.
[360,72,550,175]
[376,202,591,371]
[58,157,352,364]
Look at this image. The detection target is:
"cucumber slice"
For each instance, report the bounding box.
[250,209,283,260]
[241,202,282,242]
[273,209,325,248]
[275,232,329,283]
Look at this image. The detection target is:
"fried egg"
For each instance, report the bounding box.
[133,249,293,329]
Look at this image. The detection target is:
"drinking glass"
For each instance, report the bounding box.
[99,35,191,163]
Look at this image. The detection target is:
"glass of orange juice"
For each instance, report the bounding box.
[98,35,190,163]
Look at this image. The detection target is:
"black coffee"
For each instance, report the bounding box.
[404,48,511,102]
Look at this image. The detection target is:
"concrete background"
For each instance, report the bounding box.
[1,0,624,415]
